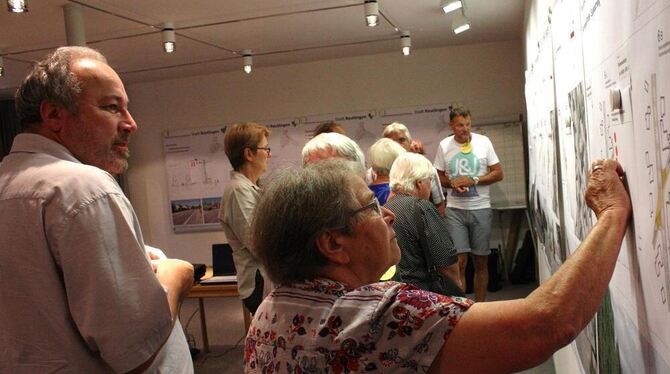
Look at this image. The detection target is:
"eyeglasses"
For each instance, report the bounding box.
[254,147,271,154]
[349,197,382,218]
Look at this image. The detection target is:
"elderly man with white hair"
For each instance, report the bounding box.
[367,138,406,205]
[301,132,365,170]
[386,152,462,295]
[383,122,446,216]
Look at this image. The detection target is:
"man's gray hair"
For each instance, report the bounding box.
[15,46,107,127]
[382,122,412,140]
[301,132,366,170]
[389,152,434,194]
[368,138,406,177]
[449,105,471,121]
[252,159,362,284]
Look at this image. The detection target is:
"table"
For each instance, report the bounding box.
[185,267,251,353]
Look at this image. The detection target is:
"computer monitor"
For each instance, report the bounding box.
[212,243,237,276]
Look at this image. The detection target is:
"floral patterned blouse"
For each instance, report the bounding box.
[244,278,473,373]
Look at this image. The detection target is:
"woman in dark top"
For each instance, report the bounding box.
[385,152,462,294]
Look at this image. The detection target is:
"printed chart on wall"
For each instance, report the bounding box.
[525,6,566,276]
[163,126,230,232]
[525,0,670,372]
[163,104,527,232]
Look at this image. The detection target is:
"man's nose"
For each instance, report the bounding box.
[121,109,138,133]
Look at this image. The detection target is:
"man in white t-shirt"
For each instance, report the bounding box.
[434,107,503,301]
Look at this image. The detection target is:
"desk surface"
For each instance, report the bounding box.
[186,267,240,298]
[183,267,247,352]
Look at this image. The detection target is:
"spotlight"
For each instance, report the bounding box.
[242,50,252,74]
[452,12,470,34]
[162,22,176,53]
[400,32,411,56]
[7,0,27,13]
[441,0,462,14]
[364,0,378,27]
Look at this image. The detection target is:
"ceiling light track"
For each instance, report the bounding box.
[120,36,396,76]
[378,9,398,30]
[178,3,359,32]
[177,33,236,53]
[67,0,154,28]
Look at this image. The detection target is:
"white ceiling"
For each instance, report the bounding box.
[0,0,524,98]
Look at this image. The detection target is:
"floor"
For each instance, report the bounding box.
[192,281,556,374]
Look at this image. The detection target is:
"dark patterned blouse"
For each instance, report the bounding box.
[385,194,457,291]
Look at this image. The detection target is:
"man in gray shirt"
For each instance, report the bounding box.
[0,46,194,373]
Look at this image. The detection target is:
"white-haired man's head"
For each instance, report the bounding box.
[368,138,407,177]
[383,122,412,151]
[302,132,366,170]
[389,152,434,196]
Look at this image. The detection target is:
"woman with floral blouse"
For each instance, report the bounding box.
[245,158,630,373]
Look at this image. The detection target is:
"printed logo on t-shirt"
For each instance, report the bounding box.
[449,152,480,197]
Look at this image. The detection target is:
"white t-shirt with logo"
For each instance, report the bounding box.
[434,132,499,210]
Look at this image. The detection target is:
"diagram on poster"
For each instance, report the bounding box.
[525,0,670,371]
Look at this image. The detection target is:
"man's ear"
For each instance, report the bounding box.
[414,179,422,191]
[314,230,350,265]
[39,101,66,132]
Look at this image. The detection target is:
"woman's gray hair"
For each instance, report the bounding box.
[382,122,412,140]
[368,138,406,177]
[252,159,361,284]
[389,152,434,194]
[301,132,365,170]
[15,46,107,127]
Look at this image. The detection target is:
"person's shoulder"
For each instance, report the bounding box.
[60,161,118,188]
[472,132,493,143]
[384,194,414,210]
[371,281,474,310]
[26,156,119,194]
[439,135,455,146]
[223,178,258,200]
[416,197,434,209]
[54,162,126,207]
[25,159,126,216]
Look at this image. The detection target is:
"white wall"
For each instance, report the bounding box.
[125,39,525,264]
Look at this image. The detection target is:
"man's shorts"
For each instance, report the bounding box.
[445,207,492,256]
